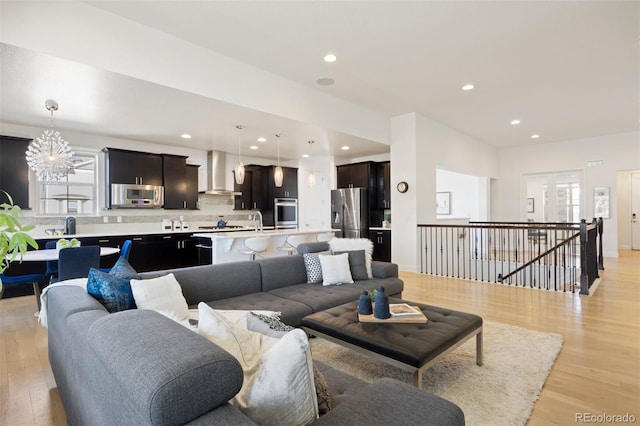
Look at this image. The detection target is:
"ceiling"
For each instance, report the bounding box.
[1,1,638,161]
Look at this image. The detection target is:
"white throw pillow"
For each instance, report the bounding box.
[197,303,318,426]
[130,273,189,322]
[318,253,354,286]
[329,238,374,278]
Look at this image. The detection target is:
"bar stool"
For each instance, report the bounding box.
[277,235,309,256]
[240,236,271,261]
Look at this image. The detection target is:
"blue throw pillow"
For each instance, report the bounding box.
[109,257,140,281]
[87,268,137,313]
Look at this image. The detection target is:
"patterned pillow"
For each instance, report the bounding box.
[303,253,324,283]
[109,257,140,281]
[86,268,137,313]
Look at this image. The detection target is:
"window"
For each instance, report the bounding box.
[36,150,98,216]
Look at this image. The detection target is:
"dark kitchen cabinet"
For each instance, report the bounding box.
[126,233,199,272]
[233,169,252,210]
[0,135,31,208]
[270,166,298,198]
[104,148,163,186]
[369,229,391,262]
[376,161,391,209]
[250,166,269,209]
[162,154,200,209]
[337,162,374,189]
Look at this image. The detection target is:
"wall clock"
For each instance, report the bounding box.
[397,181,409,193]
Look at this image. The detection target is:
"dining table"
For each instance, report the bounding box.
[17,247,120,262]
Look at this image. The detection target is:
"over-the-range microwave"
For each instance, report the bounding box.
[111,183,164,208]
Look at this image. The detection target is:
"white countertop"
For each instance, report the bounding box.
[370,227,392,231]
[193,229,333,239]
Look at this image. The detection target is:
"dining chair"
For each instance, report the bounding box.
[58,245,101,281]
[44,240,59,283]
[0,272,46,309]
[100,239,133,272]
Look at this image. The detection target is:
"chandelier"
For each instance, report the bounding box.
[25,100,74,182]
[234,125,245,185]
[274,133,283,187]
[307,140,316,188]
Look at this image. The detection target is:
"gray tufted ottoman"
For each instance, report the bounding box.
[302,298,483,389]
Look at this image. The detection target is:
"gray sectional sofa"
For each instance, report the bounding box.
[46,244,465,425]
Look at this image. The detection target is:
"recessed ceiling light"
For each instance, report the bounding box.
[323,53,337,63]
[462,84,475,91]
[531,134,540,139]
[317,78,335,86]
[302,154,310,158]
[341,145,350,150]
[510,119,521,125]
[180,134,192,139]
[249,145,258,150]
[257,137,267,143]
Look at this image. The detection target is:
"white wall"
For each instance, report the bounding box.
[497,131,640,257]
[436,168,480,220]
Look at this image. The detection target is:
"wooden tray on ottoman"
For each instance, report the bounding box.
[358,305,428,323]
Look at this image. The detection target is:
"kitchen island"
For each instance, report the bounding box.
[193,229,333,264]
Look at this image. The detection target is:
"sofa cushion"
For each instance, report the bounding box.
[329,238,373,278]
[258,255,309,292]
[139,261,262,306]
[130,273,190,322]
[269,283,364,312]
[86,309,244,425]
[319,253,354,286]
[86,268,137,313]
[297,242,330,254]
[204,292,313,326]
[333,250,368,281]
[198,303,318,426]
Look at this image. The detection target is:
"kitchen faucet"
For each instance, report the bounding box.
[251,210,263,233]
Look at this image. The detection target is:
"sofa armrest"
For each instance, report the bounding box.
[86,310,244,425]
[371,261,398,278]
[311,378,464,426]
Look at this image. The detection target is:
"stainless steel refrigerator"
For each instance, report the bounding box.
[331,188,369,238]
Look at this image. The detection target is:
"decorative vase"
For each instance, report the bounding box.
[374,286,390,319]
[357,290,373,315]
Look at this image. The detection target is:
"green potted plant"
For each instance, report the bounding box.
[0,192,38,292]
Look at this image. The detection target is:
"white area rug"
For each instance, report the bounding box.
[310,321,563,426]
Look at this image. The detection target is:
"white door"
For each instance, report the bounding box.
[632,172,640,250]
[301,172,328,230]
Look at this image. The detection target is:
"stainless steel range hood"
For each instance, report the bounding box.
[201,151,241,196]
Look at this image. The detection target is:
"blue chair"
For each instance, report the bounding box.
[44,240,59,283]
[58,246,100,281]
[99,240,133,272]
[0,272,46,309]
[120,240,132,260]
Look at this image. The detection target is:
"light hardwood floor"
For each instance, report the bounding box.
[1,251,638,425]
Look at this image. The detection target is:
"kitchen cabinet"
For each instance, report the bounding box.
[376,161,391,209]
[0,135,31,208]
[233,169,252,210]
[337,162,374,190]
[369,229,391,262]
[162,154,200,209]
[250,166,269,209]
[104,148,163,186]
[270,166,298,198]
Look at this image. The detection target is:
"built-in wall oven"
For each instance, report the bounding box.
[274,198,298,229]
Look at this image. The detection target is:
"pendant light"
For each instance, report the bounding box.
[25,100,74,182]
[234,125,245,185]
[274,133,283,187]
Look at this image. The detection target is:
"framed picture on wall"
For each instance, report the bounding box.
[527,198,535,213]
[436,192,451,215]
[594,187,610,219]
